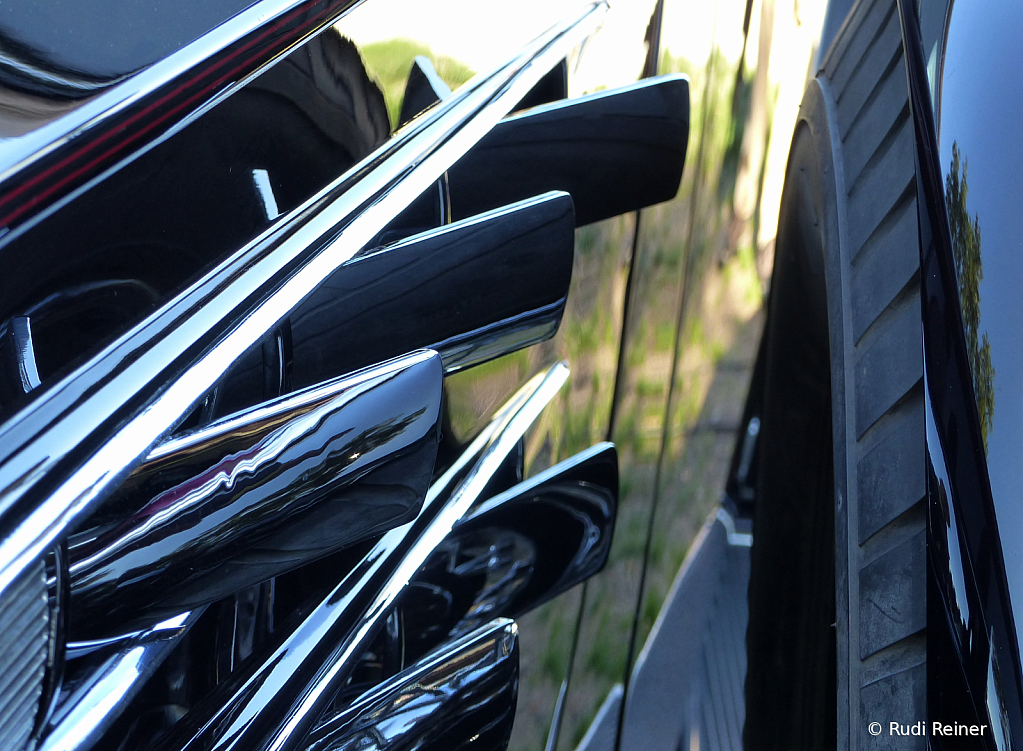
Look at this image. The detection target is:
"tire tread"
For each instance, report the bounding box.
[824,0,926,744]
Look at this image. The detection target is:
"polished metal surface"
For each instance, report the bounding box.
[306,618,519,751]
[39,609,203,751]
[5,317,39,391]
[0,3,606,611]
[0,316,40,408]
[449,74,689,227]
[405,442,617,661]
[152,363,568,751]
[0,0,369,239]
[290,191,575,385]
[67,349,442,638]
[0,28,391,381]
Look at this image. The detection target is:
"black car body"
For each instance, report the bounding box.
[736,0,1023,749]
[4,0,1017,749]
[0,1,709,749]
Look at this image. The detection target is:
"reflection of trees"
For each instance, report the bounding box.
[946,142,995,450]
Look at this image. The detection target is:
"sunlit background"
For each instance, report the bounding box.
[336,1,828,747]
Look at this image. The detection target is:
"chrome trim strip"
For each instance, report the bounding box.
[305,618,518,751]
[0,0,367,212]
[7,317,40,391]
[157,363,569,751]
[63,632,145,662]
[67,350,442,637]
[0,3,606,604]
[403,441,617,655]
[39,609,204,751]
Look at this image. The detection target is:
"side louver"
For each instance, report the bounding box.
[0,0,690,748]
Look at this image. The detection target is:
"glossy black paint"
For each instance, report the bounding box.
[306,618,519,751]
[206,190,574,419]
[0,1,705,749]
[0,1,258,87]
[404,442,618,663]
[899,0,1023,744]
[147,365,569,751]
[66,351,442,639]
[0,26,390,390]
[0,3,604,616]
[288,190,576,384]
[0,0,368,239]
[448,75,689,227]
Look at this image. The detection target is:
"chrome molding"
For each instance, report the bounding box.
[67,350,442,638]
[154,363,569,751]
[0,3,606,606]
[39,609,204,751]
[0,0,369,235]
[305,618,518,751]
[0,316,41,404]
[401,442,617,664]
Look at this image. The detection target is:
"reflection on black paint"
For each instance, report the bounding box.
[946,142,995,451]
[0,28,389,389]
[0,0,260,84]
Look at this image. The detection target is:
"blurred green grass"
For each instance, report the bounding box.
[360,38,475,128]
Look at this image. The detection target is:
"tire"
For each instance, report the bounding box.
[745,0,927,747]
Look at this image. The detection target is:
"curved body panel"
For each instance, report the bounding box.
[902,0,1023,744]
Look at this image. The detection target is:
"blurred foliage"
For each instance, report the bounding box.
[436,22,772,750]
[946,142,994,452]
[360,38,475,129]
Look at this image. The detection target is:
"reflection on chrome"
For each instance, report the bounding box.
[0,315,40,404]
[0,2,606,612]
[154,363,568,751]
[67,350,442,639]
[0,0,367,195]
[405,442,617,659]
[39,610,203,751]
[305,618,518,751]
